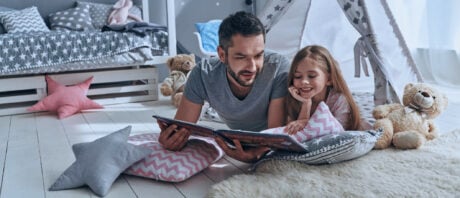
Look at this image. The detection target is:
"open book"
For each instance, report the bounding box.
[153,115,307,152]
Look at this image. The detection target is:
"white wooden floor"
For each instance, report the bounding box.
[0,95,251,198]
[1,92,459,198]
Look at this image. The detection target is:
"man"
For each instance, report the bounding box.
[158,11,290,163]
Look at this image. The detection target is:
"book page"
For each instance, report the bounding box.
[153,115,215,138]
[216,129,307,152]
[153,115,308,153]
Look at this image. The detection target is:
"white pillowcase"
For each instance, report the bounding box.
[261,101,345,143]
[125,134,224,182]
[0,6,49,33]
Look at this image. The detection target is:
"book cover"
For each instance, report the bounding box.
[153,115,307,152]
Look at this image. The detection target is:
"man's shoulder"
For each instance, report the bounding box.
[264,50,290,73]
[264,50,289,64]
[196,57,224,72]
[264,49,285,58]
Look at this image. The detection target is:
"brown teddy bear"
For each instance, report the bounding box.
[372,83,448,149]
[160,54,196,107]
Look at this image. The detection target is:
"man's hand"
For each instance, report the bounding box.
[157,120,191,151]
[214,137,270,163]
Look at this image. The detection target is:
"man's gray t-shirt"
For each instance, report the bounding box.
[184,50,290,131]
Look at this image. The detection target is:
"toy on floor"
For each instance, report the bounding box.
[372,83,448,149]
[107,0,142,25]
[27,76,103,119]
[160,54,196,108]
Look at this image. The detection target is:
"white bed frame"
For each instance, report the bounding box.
[0,0,177,116]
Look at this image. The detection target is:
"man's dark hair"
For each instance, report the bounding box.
[218,11,266,52]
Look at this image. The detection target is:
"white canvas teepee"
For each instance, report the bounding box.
[258,0,423,105]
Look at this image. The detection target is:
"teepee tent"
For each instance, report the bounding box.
[257,0,423,105]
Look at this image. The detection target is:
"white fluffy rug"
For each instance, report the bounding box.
[208,129,460,197]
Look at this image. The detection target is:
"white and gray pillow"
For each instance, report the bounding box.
[77,1,142,29]
[0,6,15,34]
[0,6,49,33]
[48,4,94,32]
[255,129,382,166]
[48,126,151,197]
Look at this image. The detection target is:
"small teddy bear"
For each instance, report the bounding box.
[160,54,196,108]
[373,83,448,149]
[107,0,143,25]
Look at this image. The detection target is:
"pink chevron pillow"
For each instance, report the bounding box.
[125,133,223,182]
[261,101,345,142]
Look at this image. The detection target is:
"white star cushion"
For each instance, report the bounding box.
[49,126,151,197]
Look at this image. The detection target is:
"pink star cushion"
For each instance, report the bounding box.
[28,76,103,119]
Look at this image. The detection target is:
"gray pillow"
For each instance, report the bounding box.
[256,129,382,166]
[77,1,142,29]
[48,4,94,31]
[48,125,151,197]
[0,6,14,34]
[0,6,49,33]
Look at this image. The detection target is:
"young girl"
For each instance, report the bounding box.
[285,45,366,134]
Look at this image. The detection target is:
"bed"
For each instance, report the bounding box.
[0,0,176,116]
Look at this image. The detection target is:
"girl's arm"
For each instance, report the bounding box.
[285,99,312,134]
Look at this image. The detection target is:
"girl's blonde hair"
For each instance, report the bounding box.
[286,45,361,130]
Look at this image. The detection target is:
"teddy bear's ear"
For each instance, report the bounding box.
[166,58,174,68]
[404,83,414,92]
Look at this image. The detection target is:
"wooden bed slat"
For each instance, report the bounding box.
[0,66,159,116]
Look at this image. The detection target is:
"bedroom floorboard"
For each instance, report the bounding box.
[0,95,250,198]
[0,93,458,198]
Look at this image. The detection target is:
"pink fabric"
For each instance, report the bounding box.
[27,76,103,119]
[326,89,373,130]
[125,133,224,182]
[262,102,345,142]
[325,89,352,130]
[107,0,142,25]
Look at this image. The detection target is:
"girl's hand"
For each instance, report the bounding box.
[284,119,308,135]
[289,86,308,103]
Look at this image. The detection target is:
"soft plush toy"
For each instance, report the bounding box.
[160,54,196,107]
[107,0,142,25]
[373,83,448,149]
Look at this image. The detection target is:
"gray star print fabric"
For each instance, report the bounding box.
[0,30,168,74]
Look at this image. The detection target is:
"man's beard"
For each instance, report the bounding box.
[225,60,258,87]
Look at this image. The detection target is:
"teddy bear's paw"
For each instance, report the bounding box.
[373,139,392,149]
[425,132,437,140]
[160,85,173,96]
[373,126,394,149]
[393,131,425,149]
[372,105,389,119]
[173,93,183,108]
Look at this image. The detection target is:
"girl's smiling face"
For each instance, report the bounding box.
[292,57,331,101]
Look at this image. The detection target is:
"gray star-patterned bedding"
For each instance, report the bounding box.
[0,30,168,75]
